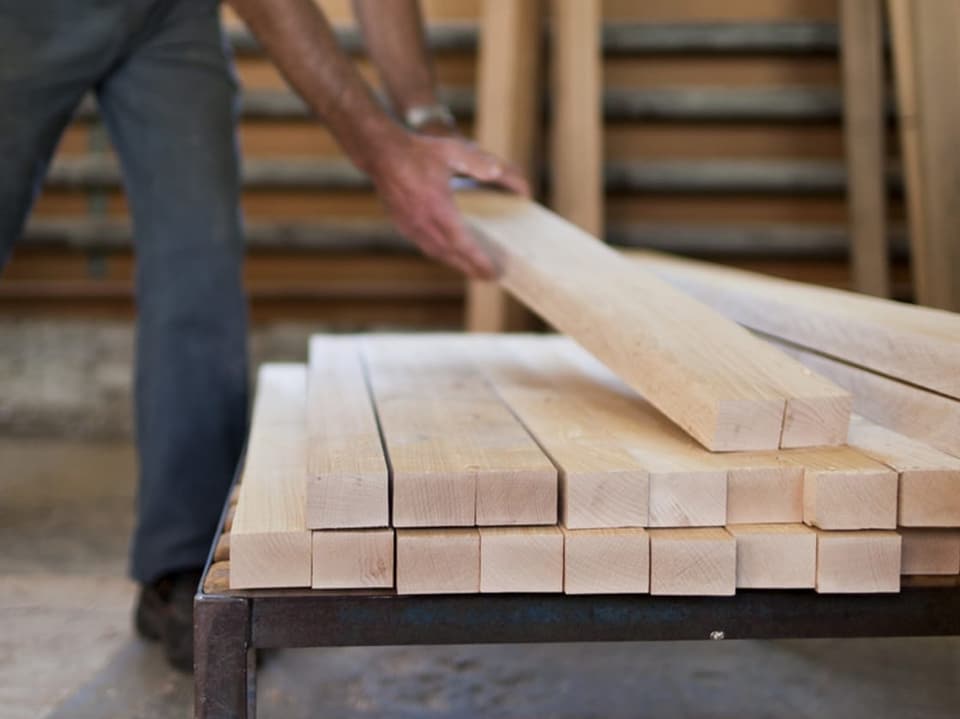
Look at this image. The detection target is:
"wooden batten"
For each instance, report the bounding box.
[899,529,960,575]
[458,192,850,452]
[479,526,564,593]
[306,335,389,529]
[727,524,816,589]
[563,527,650,594]
[396,529,481,595]
[648,527,736,596]
[312,529,394,589]
[230,364,312,589]
[815,530,901,593]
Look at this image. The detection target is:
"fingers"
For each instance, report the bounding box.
[444,142,531,198]
[402,194,495,279]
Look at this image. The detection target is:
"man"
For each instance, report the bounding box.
[0,0,526,671]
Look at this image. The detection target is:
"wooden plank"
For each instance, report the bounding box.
[782,446,898,530]
[769,337,960,458]
[900,529,960,575]
[562,527,650,594]
[632,250,960,400]
[306,335,388,528]
[465,0,542,332]
[458,191,851,451]
[724,457,804,525]
[479,526,564,593]
[474,335,725,528]
[311,529,394,589]
[815,530,901,593]
[648,528,736,596]
[727,524,816,589]
[464,336,648,528]
[230,364,311,589]
[889,0,960,310]
[840,0,889,297]
[846,415,960,527]
[362,335,556,527]
[396,528,480,595]
[550,0,603,236]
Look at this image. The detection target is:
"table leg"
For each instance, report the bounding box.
[195,595,255,719]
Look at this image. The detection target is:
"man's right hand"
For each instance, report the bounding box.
[364,131,530,280]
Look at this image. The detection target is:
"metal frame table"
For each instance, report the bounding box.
[194,476,960,719]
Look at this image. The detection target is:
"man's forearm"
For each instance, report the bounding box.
[352,0,439,117]
[228,0,404,172]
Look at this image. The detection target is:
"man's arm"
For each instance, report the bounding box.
[228,0,528,278]
[351,0,446,130]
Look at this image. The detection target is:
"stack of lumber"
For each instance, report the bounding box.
[229,330,960,595]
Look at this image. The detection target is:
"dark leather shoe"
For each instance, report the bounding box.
[135,569,203,673]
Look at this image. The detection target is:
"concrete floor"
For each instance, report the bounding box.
[2,438,959,719]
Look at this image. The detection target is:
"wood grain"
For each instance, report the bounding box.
[396,528,480,595]
[770,337,960,458]
[783,446,898,530]
[562,527,650,594]
[458,191,850,451]
[723,456,804,525]
[648,527,736,596]
[847,415,960,527]
[816,530,901,593]
[634,250,960,400]
[727,523,816,589]
[311,529,394,589]
[479,526,564,593]
[306,335,388,528]
[899,529,960,575]
[362,335,557,527]
[230,364,312,589]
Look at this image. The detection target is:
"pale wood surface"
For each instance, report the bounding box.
[724,458,804,525]
[783,446,898,530]
[476,335,726,527]
[479,526,564,593]
[771,337,960,458]
[634,250,960,400]
[230,364,312,589]
[816,530,901,593]
[311,529,394,589]
[840,0,889,297]
[648,527,736,596]
[396,528,481,595]
[550,0,603,236]
[458,191,850,451]
[727,523,817,588]
[847,415,960,527]
[562,527,650,594]
[362,336,556,527]
[889,0,960,311]
[465,0,542,332]
[900,529,960,575]
[306,335,388,529]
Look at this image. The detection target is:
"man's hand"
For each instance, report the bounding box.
[365,132,530,279]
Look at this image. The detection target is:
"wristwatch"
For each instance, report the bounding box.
[404,103,456,132]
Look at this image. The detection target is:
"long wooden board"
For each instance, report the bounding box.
[458,191,851,451]
[846,415,960,527]
[469,335,725,528]
[396,528,480,595]
[632,250,960,400]
[550,0,603,236]
[562,527,650,594]
[479,526,564,593]
[768,337,960,459]
[727,524,817,589]
[311,529,394,589]
[465,0,542,332]
[306,335,388,528]
[362,336,557,527]
[840,0,889,297]
[648,527,736,596]
[230,364,311,589]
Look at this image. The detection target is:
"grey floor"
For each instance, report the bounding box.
[2,437,959,719]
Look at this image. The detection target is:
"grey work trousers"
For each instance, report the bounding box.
[0,0,249,582]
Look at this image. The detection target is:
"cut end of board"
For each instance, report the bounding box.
[306,472,390,529]
[396,529,480,595]
[229,531,312,590]
[708,396,786,452]
[392,471,477,528]
[475,467,558,526]
[815,530,901,593]
[479,526,564,593]
[780,393,853,448]
[649,527,736,596]
[312,529,394,589]
[648,469,727,528]
[561,468,650,529]
[563,527,650,595]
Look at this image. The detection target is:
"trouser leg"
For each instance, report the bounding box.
[0,2,111,266]
[95,0,249,583]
